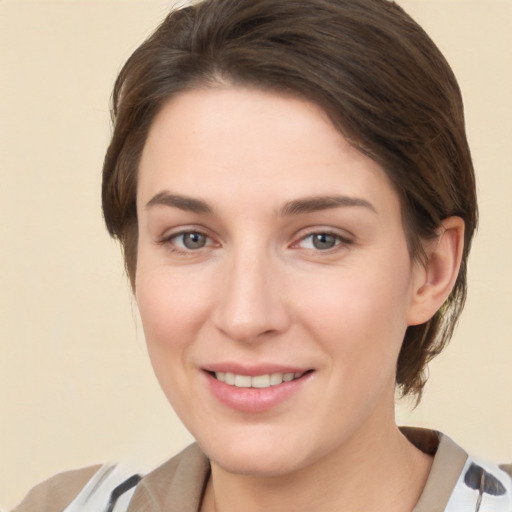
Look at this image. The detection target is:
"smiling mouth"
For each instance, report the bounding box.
[211,371,311,389]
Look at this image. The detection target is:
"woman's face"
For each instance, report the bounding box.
[136,87,425,476]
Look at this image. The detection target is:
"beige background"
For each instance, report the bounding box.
[1,0,511,509]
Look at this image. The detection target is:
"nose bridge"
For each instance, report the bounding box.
[213,240,288,342]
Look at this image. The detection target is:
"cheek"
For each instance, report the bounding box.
[135,269,205,411]
[296,260,413,369]
[135,266,209,355]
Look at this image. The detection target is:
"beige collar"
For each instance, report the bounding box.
[128,428,468,512]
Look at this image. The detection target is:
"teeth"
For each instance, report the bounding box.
[252,374,270,388]
[234,374,252,387]
[214,371,305,388]
[270,373,283,386]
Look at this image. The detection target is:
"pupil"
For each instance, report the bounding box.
[313,233,336,250]
[184,232,206,249]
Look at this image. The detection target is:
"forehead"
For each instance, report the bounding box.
[137,86,400,220]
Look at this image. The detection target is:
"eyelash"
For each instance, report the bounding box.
[292,231,353,253]
[157,229,353,255]
[157,230,216,254]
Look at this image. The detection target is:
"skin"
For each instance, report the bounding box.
[135,87,464,512]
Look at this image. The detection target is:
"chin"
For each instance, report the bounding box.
[209,448,305,477]
[195,427,326,478]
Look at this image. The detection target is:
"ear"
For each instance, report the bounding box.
[407,217,465,326]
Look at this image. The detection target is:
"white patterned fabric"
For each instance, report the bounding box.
[62,464,141,512]
[445,457,512,512]
[58,435,512,512]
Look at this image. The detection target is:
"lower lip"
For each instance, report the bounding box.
[204,371,312,413]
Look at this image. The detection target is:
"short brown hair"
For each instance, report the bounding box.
[102,0,477,400]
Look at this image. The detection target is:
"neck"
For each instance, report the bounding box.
[201,401,433,512]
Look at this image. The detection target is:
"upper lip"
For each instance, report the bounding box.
[202,363,312,376]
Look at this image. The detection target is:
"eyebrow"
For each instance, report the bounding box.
[145,191,376,217]
[145,191,213,214]
[280,195,377,216]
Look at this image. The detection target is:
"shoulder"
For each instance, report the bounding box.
[128,444,210,511]
[500,464,512,479]
[430,432,512,512]
[12,445,209,512]
[12,465,101,512]
[403,428,512,512]
[443,456,512,512]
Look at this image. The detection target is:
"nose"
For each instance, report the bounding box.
[212,249,291,343]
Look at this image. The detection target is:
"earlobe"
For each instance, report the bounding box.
[407,217,465,326]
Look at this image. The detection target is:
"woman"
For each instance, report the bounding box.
[14,0,511,511]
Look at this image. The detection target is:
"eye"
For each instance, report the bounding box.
[175,232,208,250]
[167,231,211,251]
[296,232,348,251]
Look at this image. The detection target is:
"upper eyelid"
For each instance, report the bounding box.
[293,232,351,246]
[288,227,355,251]
[158,230,218,254]
[293,226,354,242]
[156,226,353,246]
[159,225,213,241]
